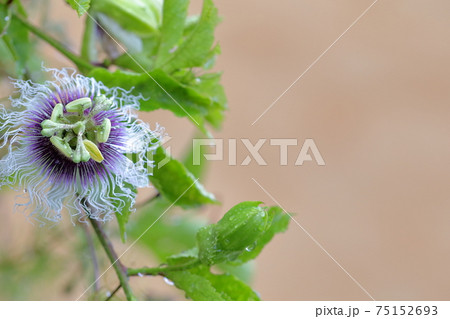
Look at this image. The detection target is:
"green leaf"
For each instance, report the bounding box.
[89,68,226,129]
[190,71,227,128]
[0,4,10,32]
[166,268,226,301]
[154,0,190,68]
[12,0,27,17]
[112,43,155,72]
[91,0,161,36]
[166,247,199,265]
[149,144,218,208]
[165,264,260,301]
[1,15,33,78]
[0,4,43,79]
[183,15,200,36]
[234,206,290,264]
[192,267,260,301]
[169,69,227,129]
[218,261,255,284]
[67,0,90,16]
[9,17,29,72]
[95,13,143,54]
[182,132,209,180]
[197,225,220,265]
[89,68,213,119]
[112,183,136,243]
[161,0,219,72]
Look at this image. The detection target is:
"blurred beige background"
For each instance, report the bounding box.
[2,0,450,300]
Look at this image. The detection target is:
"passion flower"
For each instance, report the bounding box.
[0,68,159,224]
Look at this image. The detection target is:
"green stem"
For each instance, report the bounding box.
[81,11,97,65]
[13,14,93,71]
[89,218,136,301]
[81,223,100,293]
[105,284,122,301]
[127,260,200,277]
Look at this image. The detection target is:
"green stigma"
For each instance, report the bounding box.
[41,96,113,163]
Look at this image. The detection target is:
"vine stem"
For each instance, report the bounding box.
[105,284,122,301]
[128,260,200,277]
[88,218,136,301]
[81,223,100,293]
[13,14,93,71]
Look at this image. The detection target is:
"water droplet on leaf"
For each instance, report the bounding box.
[163,277,174,286]
[245,243,256,252]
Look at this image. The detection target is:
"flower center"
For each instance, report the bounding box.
[40,95,113,164]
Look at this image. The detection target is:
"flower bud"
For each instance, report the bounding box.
[197,202,270,265]
[215,201,270,252]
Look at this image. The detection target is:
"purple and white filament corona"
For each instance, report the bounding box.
[0,68,159,224]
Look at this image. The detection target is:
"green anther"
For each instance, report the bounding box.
[73,137,91,163]
[65,97,92,113]
[50,103,64,122]
[96,118,111,143]
[41,128,56,137]
[39,95,116,164]
[80,148,91,162]
[50,136,74,159]
[41,119,59,129]
[72,151,80,163]
[93,95,113,113]
[41,120,61,137]
[83,139,104,163]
